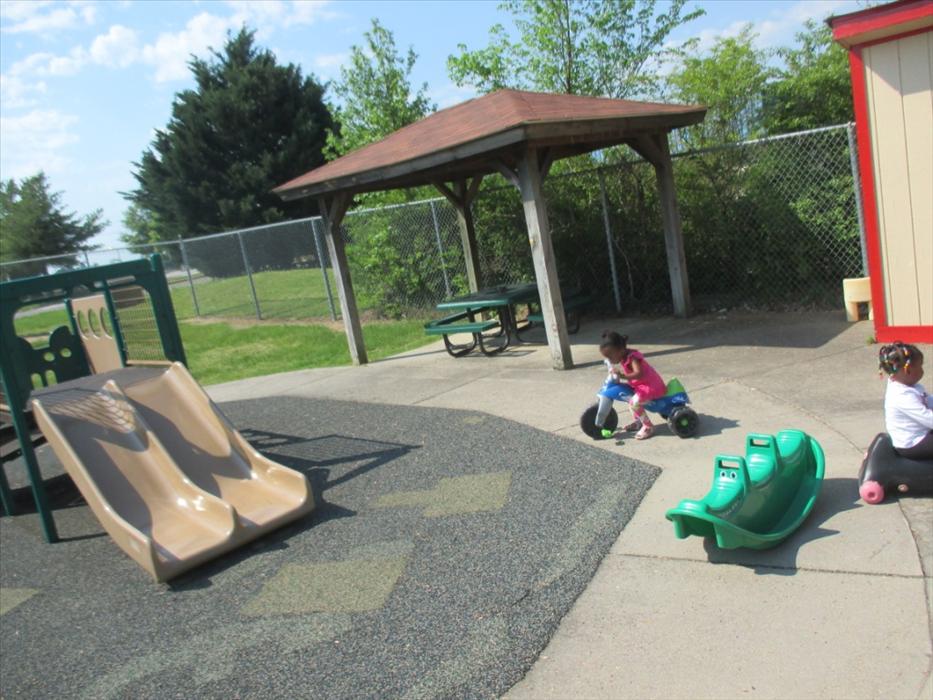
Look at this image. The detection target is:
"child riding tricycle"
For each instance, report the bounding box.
[581,331,699,440]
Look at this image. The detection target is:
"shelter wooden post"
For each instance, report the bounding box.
[631,132,692,318]
[434,178,483,292]
[318,194,367,365]
[514,148,573,369]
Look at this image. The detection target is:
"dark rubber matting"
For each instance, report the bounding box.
[0,397,658,699]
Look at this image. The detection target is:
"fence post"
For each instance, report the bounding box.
[312,217,338,321]
[430,200,452,297]
[177,237,201,317]
[598,171,623,312]
[237,231,262,320]
[847,122,869,276]
[83,251,91,267]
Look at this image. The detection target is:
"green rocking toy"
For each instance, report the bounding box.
[666,430,825,550]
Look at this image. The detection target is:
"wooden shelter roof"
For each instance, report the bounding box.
[274,89,706,200]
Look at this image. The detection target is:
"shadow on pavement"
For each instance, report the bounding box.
[702,477,860,575]
[168,429,421,591]
[577,310,856,351]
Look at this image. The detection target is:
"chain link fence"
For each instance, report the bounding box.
[2,124,866,320]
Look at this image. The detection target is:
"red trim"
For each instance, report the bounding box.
[875,325,933,344]
[848,48,889,335]
[831,0,932,44]
[858,25,933,49]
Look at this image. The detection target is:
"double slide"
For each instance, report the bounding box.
[32,363,313,582]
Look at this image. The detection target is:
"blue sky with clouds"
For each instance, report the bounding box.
[1,0,863,251]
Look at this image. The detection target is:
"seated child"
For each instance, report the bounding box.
[596,331,667,440]
[879,342,933,459]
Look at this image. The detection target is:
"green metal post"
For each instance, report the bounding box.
[15,416,58,542]
[147,254,187,365]
[100,283,129,367]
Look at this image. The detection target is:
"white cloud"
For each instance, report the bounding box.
[6,47,88,77]
[689,0,863,54]
[89,24,139,67]
[0,1,55,22]
[311,51,347,77]
[0,0,96,34]
[429,82,477,110]
[0,109,79,178]
[225,0,337,30]
[140,12,234,82]
[285,0,337,27]
[0,0,340,88]
[46,46,89,75]
[7,46,89,76]
[0,73,48,109]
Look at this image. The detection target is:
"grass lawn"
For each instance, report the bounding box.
[14,312,435,386]
[10,268,438,385]
[170,268,342,320]
[13,268,342,338]
[181,320,434,385]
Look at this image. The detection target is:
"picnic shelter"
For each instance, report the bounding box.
[274,89,706,369]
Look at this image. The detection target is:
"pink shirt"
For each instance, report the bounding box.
[611,350,667,401]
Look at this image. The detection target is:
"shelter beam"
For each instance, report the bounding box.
[648,132,692,317]
[517,147,573,369]
[318,193,368,365]
[434,179,482,292]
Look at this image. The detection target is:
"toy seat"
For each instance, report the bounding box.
[664,378,686,396]
[843,277,872,322]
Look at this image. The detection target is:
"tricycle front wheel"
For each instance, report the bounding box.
[580,403,618,439]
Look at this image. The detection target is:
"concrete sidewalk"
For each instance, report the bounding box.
[207,310,932,700]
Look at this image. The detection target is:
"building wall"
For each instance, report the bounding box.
[863,30,933,328]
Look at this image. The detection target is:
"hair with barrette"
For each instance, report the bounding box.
[878,342,923,376]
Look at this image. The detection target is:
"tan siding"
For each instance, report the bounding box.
[864,34,933,327]
[899,33,933,326]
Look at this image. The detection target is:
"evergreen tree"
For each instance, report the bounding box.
[0,172,103,275]
[120,203,163,247]
[125,28,333,275]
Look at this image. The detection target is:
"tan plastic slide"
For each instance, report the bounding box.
[31,363,314,582]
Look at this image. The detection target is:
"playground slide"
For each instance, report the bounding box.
[31,363,313,582]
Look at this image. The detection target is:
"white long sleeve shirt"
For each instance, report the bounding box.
[884,379,933,449]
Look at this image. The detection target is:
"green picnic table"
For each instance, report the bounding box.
[426,283,539,357]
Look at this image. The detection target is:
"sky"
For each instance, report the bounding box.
[0,0,865,252]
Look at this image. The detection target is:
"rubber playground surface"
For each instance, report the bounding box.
[0,396,658,699]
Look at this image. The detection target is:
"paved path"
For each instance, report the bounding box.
[206,311,932,700]
[1,311,929,699]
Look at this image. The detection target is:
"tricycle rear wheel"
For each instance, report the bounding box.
[668,407,699,438]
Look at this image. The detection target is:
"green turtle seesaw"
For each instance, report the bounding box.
[666,430,825,550]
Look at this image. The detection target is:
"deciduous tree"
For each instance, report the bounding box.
[326,18,435,159]
[762,20,853,134]
[447,0,704,99]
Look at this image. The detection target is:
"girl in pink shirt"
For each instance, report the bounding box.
[599,330,667,440]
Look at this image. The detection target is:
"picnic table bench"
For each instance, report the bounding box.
[520,289,594,336]
[423,310,505,357]
[425,283,593,357]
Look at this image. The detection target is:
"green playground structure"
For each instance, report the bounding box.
[0,255,186,543]
[665,430,825,550]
